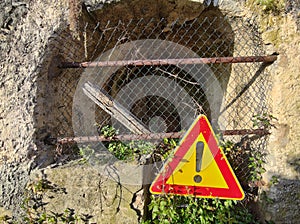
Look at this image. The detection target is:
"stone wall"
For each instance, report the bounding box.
[0,0,141,222]
[227,1,299,223]
[226,0,300,223]
[0,0,68,218]
[0,0,299,223]
[253,5,300,224]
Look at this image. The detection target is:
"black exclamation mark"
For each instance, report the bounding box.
[194,141,204,183]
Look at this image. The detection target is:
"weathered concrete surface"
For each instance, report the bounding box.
[29,163,141,223]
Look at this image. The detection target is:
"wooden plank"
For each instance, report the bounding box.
[82,82,150,135]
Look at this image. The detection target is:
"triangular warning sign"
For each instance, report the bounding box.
[150,115,245,200]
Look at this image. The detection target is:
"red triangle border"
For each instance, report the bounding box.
[150,115,245,200]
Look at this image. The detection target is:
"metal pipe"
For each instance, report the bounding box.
[55,129,269,144]
[59,55,277,68]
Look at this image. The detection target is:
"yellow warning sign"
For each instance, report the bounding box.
[166,133,228,189]
[150,115,245,200]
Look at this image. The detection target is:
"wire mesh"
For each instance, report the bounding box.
[46,16,272,201]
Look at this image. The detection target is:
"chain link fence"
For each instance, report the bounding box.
[45,16,274,202]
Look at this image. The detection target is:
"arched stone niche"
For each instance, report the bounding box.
[39,0,233,152]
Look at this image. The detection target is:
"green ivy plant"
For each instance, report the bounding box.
[248,150,267,182]
[99,124,118,138]
[99,125,156,162]
[142,195,259,224]
[249,113,277,182]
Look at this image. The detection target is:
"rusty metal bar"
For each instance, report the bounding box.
[222,129,269,136]
[59,55,277,68]
[57,132,183,144]
[55,129,269,144]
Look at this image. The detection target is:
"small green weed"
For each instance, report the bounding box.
[100,125,118,137]
[255,0,284,13]
[20,179,92,224]
[248,150,266,182]
[252,113,277,129]
[269,175,279,186]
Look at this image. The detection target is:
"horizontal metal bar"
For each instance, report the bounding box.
[59,55,277,68]
[54,129,269,144]
[57,132,182,144]
[223,129,270,136]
